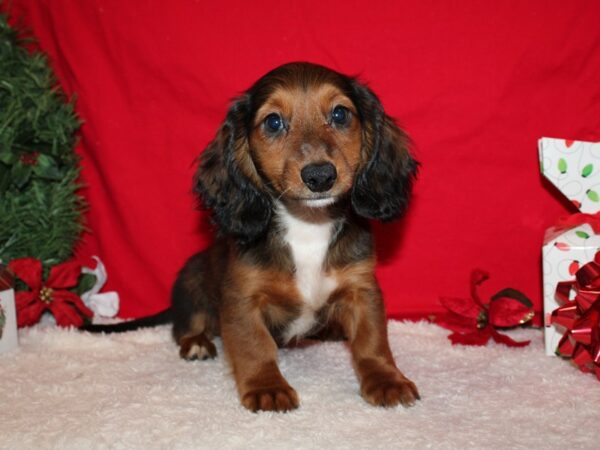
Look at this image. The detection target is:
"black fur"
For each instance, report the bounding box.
[194,98,272,245]
[171,249,221,343]
[349,82,419,221]
[80,309,172,333]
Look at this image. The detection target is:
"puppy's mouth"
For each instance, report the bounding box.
[284,193,339,208]
[301,196,338,208]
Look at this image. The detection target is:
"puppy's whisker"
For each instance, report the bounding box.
[275,187,291,202]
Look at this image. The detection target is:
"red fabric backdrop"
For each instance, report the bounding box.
[5,1,600,320]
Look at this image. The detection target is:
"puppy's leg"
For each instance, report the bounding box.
[221,297,299,413]
[335,287,420,407]
[171,252,219,361]
[176,315,217,361]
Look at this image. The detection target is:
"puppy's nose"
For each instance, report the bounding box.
[301,162,337,192]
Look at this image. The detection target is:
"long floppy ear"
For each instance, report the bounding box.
[350,82,419,221]
[194,97,272,244]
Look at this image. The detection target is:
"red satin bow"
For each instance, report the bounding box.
[8,257,93,328]
[552,255,600,380]
[555,212,600,234]
[436,269,534,346]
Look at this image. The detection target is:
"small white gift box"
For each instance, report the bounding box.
[0,265,18,354]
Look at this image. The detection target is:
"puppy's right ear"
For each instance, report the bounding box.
[194,97,272,244]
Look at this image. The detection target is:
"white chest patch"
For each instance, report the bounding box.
[278,206,338,343]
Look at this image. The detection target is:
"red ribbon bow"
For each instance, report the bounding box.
[552,255,600,380]
[555,211,600,234]
[8,257,93,328]
[436,269,534,346]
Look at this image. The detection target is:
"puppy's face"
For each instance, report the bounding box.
[249,83,363,208]
[196,62,418,243]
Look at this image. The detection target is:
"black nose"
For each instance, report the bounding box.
[300,162,337,192]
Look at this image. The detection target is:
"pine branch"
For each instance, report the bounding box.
[0,13,85,265]
[0,167,85,264]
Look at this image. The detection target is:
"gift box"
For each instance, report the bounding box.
[0,263,18,354]
[540,137,600,356]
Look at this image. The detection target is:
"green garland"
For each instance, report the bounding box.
[0,13,85,266]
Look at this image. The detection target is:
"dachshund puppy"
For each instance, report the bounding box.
[171,62,419,412]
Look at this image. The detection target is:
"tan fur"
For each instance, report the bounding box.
[249,84,362,201]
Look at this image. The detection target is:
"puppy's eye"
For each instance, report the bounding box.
[331,105,350,126]
[264,113,284,134]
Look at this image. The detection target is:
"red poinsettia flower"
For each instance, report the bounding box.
[436,269,534,347]
[8,257,93,328]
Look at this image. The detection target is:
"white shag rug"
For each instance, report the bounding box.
[0,321,597,450]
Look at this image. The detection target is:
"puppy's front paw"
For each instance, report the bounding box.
[241,385,299,412]
[361,369,420,408]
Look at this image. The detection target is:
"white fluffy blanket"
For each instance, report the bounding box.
[0,321,597,449]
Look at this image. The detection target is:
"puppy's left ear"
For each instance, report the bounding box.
[350,82,419,221]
